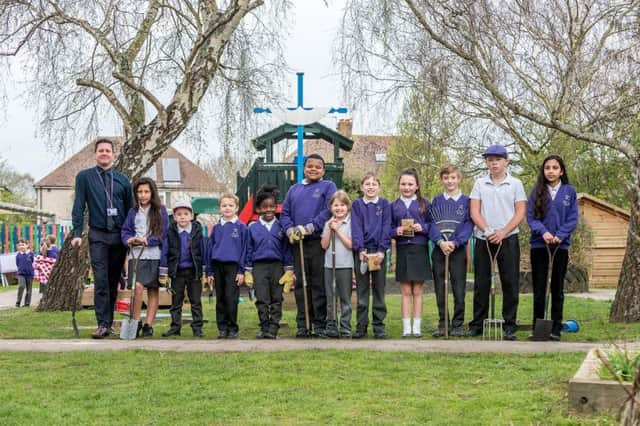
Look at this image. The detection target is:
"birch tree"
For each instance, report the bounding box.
[0,0,289,310]
[340,0,640,321]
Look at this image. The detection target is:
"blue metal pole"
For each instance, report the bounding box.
[296,72,304,182]
[296,72,304,107]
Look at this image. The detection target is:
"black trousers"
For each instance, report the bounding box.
[531,247,568,334]
[469,234,520,333]
[253,260,284,335]
[212,261,240,333]
[88,228,127,327]
[431,245,467,329]
[169,268,203,332]
[353,251,387,334]
[292,239,326,332]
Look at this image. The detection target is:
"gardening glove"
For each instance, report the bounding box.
[201,273,208,287]
[287,227,299,244]
[279,269,295,293]
[244,270,254,289]
[158,274,169,287]
[208,275,215,289]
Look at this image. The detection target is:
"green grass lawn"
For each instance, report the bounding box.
[0,350,617,425]
[0,293,638,342]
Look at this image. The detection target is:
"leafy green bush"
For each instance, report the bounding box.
[600,348,640,381]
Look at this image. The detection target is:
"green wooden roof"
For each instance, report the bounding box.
[252,122,354,152]
[190,198,219,215]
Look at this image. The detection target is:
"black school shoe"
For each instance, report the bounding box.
[503,331,517,341]
[227,330,239,339]
[295,329,310,338]
[466,328,483,337]
[258,330,276,339]
[218,330,228,339]
[450,327,464,337]
[192,329,204,338]
[353,329,367,339]
[549,333,561,341]
[432,329,445,338]
[141,324,154,337]
[162,328,181,337]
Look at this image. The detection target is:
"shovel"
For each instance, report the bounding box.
[120,245,145,340]
[531,244,559,341]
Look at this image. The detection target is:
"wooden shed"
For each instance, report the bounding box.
[578,193,630,288]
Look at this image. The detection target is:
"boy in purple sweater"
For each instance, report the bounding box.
[244,185,294,339]
[15,239,35,308]
[280,154,336,338]
[206,194,246,339]
[428,165,473,337]
[351,173,391,339]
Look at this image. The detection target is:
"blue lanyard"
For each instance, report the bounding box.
[96,168,114,209]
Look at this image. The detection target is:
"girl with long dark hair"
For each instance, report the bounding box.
[526,155,579,340]
[121,177,169,337]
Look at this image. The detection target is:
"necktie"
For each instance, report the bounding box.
[102,170,115,231]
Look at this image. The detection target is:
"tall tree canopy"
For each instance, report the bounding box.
[339,0,640,321]
[0,0,290,310]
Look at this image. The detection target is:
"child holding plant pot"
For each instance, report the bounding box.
[390,168,432,338]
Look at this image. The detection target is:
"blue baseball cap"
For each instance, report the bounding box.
[482,144,508,158]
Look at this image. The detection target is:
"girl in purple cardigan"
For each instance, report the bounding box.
[390,168,433,337]
[526,155,578,341]
[121,177,169,337]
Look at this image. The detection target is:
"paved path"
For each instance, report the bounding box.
[0,338,622,354]
[568,289,616,301]
[0,287,42,309]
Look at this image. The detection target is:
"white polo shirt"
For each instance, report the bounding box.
[470,173,527,239]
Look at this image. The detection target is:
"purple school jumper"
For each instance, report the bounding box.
[206,220,247,273]
[16,251,35,277]
[389,198,431,246]
[351,197,392,253]
[245,220,293,269]
[526,184,579,249]
[427,194,473,246]
[280,179,337,237]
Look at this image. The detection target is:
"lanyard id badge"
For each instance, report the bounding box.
[96,168,117,216]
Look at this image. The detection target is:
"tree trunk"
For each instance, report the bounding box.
[610,163,640,322]
[36,233,88,311]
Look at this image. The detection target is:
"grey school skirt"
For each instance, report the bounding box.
[128,259,160,288]
[395,244,432,282]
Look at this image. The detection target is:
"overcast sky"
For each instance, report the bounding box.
[0,1,389,182]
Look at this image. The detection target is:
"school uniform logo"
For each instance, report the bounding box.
[456,205,466,217]
[231,228,240,239]
[563,195,571,207]
[312,188,322,198]
[376,206,383,216]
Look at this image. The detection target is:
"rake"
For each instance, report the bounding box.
[429,204,461,338]
[483,239,503,340]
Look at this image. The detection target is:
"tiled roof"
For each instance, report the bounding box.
[287,134,395,179]
[34,137,225,192]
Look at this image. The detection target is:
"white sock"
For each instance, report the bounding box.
[402,318,411,335]
[412,318,422,335]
